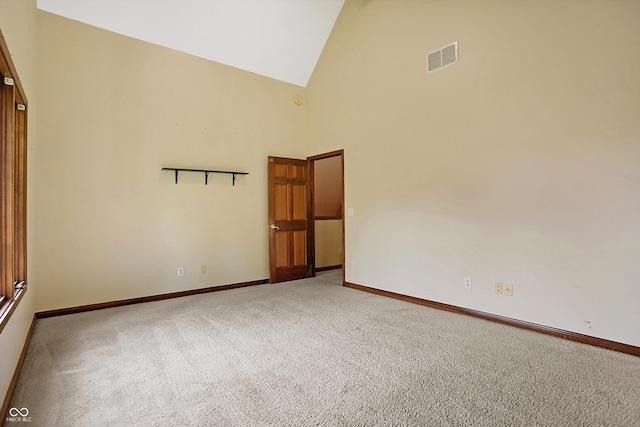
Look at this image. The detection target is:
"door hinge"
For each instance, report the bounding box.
[17,103,26,111]
[3,77,15,86]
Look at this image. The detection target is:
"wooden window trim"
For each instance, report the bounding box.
[0,289,26,334]
[0,28,28,334]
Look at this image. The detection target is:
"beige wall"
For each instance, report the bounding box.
[314,155,343,218]
[34,12,307,311]
[0,0,38,408]
[315,220,342,268]
[307,0,640,346]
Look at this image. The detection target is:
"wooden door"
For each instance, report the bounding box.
[268,156,311,283]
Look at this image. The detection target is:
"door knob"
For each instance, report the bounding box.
[270,224,280,230]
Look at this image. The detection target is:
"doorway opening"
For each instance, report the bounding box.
[308,150,344,284]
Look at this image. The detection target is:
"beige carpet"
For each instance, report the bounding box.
[6,270,640,426]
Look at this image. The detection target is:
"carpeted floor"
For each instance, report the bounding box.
[6,269,640,426]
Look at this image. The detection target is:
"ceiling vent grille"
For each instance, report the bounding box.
[427,42,458,73]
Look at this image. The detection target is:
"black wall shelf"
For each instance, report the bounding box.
[162,167,248,186]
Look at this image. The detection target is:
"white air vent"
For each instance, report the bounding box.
[427,42,458,73]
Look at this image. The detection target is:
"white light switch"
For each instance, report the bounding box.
[347,208,354,216]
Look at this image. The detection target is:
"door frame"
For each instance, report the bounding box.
[307,149,345,285]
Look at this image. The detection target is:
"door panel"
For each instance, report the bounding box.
[275,184,288,220]
[293,231,306,266]
[274,163,288,178]
[268,156,311,283]
[292,185,306,220]
[275,232,288,268]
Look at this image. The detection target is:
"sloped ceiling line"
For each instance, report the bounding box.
[37,0,345,87]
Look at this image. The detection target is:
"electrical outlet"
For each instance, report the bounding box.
[201,264,206,274]
[495,282,503,294]
[177,267,184,277]
[505,284,513,296]
[464,278,472,290]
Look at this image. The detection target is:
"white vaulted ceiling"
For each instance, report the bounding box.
[37,0,345,87]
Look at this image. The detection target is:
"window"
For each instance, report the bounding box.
[0,29,28,332]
